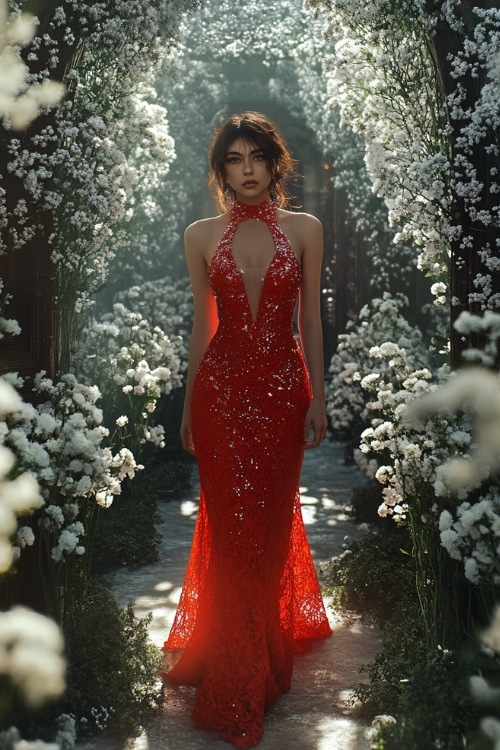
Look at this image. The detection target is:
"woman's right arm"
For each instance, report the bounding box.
[180,222,219,454]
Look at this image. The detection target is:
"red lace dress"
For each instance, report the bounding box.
[163,197,331,749]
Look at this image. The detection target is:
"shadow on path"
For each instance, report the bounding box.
[91,440,380,749]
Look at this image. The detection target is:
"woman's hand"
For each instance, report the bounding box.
[303,399,327,450]
[180,416,196,455]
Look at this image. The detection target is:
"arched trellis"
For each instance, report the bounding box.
[2,1,499,381]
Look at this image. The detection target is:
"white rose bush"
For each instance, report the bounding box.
[326,292,430,441]
[0,377,69,745]
[75,301,186,466]
[2,371,143,619]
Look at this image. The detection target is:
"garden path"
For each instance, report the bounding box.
[90,440,380,750]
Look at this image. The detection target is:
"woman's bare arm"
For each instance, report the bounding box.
[180,222,219,454]
[296,214,327,450]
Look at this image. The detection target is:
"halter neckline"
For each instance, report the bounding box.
[230,197,276,224]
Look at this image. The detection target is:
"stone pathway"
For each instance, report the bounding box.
[95,440,380,749]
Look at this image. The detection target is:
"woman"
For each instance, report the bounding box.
[163,112,332,749]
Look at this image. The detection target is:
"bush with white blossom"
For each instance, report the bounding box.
[2,371,143,617]
[113,276,193,340]
[0,376,68,745]
[357,344,462,517]
[2,0,200,370]
[352,335,500,652]
[326,292,430,441]
[308,0,500,311]
[0,378,42,572]
[75,302,185,464]
[406,360,500,588]
[0,0,64,130]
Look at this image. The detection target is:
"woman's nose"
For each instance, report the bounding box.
[243,159,254,174]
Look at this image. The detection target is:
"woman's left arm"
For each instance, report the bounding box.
[297,214,328,450]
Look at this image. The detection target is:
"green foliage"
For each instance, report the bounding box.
[324,523,414,625]
[330,487,488,747]
[350,481,385,525]
[92,458,191,572]
[62,588,164,737]
[147,457,193,500]
[354,598,427,714]
[92,481,161,573]
[373,648,480,750]
[3,589,164,740]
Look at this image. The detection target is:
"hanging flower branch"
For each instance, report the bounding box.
[1,0,200,370]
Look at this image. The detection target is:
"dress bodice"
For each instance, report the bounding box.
[208,198,301,335]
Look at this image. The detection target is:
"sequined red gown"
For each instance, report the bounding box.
[163,197,331,749]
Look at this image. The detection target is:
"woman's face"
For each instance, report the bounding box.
[224,138,272,204]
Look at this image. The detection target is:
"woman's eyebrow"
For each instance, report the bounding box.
[226,148,264,156]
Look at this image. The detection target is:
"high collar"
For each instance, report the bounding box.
[230,196,276,224]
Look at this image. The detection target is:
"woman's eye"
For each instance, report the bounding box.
[254,154,264,161]
[226,157,239,164]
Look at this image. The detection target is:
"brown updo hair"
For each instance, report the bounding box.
[208,111,296,212]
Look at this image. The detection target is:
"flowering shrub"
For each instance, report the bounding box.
[0,371,165,740]
[2,371,143,619]
[407,365,500,587]
[326,292,430,440]
[75,301,185,464]
[439,487,500,586]
[308,0,500,310]
[0,0,64,130]
[353,344,500,651]
[0,378,42,572]
[0,377,68,746]
[306,0,450,295]
[358,345,466,516]
[2,0,200,369]
[113,276,193,340]
[0,606,66,708]
[357,346,500,588]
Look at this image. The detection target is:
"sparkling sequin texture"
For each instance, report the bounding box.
[163,198,331,749]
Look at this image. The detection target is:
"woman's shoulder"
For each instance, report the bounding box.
[277,208,322,240]
[184,213,229,245]
[277,207,321,227]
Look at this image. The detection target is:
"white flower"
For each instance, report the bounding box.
[470,674,500,703]
[16,525,35,548]
[481,717,500,746]
[440,529,461,560]
[0,1,65,130]
[0,606,65,706]
[438,510,453,531]
[360,372,380,388]
[464,557,480,584]
[482,606,500,654]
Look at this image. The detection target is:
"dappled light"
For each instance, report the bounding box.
[300,493,349,528]
[179,499,199,518]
